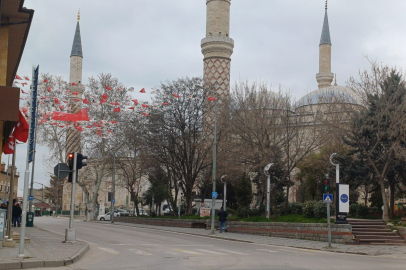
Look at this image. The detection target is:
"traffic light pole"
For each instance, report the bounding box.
[65,152,77,242]
[325,174,331,248]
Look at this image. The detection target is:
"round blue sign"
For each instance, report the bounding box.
[340,194,348,203]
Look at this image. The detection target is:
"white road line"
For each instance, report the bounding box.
[128,249,153,256]
[174,249,203,255]
[257,249,278,253]
[97,247,119,255]
[216,249,248,255]
[194,249,227,255]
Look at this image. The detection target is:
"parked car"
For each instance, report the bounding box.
[97,212,119,221]
[129,208,148,216]
[114,209,129,217]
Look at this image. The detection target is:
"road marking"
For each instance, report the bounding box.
[257,249,278,253]
[194,249,227,255]
[174,249,203,255]
[98,247,118,255]
[128,249,153,256]
[216,249,248,255]
[112,244,158,246]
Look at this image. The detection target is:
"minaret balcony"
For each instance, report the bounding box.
[201,36,234,46]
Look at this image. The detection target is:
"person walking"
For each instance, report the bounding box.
[12,203,22,227]
[217,207,228,233]
[50,209,53,217]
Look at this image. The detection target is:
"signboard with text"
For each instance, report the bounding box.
[199,204,210,217]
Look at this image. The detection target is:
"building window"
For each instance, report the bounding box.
[107,192,112,202]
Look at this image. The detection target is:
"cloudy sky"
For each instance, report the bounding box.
[4,0,406,194]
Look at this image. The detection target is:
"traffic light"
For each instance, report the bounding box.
[68,153,74,183]
[77,154,88,170]
[324,175,330,193]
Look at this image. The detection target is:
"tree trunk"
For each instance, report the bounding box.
[380,180,389,221]
[285,185,290,215]
[86,201,95,221]
[390,180,395,219]
[186,191,193,215]
[364,185,368,205]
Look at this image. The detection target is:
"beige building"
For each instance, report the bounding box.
[0,162,19,201]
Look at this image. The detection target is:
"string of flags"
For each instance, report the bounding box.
[13,74,217,139]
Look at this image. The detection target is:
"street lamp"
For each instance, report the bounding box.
[220,175,227,211]
[264,163,274,220]
[196,85,218,234]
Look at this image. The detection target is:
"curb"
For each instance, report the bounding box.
[0,229,90,269]
[97,221,397,257]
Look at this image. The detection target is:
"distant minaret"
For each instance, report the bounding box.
[201,0,234,100]
[316,1,334,89]
[66,10,84,159]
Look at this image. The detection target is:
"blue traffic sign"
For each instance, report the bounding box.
[28,196,34,201]
[323,194,333,203]
[111,199,115,204]
[212,192,218,199]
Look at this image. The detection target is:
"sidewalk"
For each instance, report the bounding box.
[104,221,406,258]
[0,226,88,269]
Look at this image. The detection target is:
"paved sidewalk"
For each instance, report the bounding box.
[0,226,88,269]
[103,221,406,258]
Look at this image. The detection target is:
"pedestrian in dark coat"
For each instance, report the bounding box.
[217,207,228,233]
[12,204,22,227]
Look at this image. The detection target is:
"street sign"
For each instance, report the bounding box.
[54,163,71,179]
[323,194,333,203]
[111,199,115,204]
[212,191,218,199]
[28,196,34,201]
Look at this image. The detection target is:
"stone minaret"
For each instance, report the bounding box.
[66,10,84,159]
[316,1,334,89]
[201,0,234,100]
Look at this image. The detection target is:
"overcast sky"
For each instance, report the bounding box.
[4,0,406,195]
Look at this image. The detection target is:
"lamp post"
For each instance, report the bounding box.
[264,163,274,220]
[178,181,181,218]
[196,85,218,234]
[220,175,227,211]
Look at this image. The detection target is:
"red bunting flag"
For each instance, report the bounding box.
[140,88,146,93]
[207,96,216,101]
[75,126,84,132]
[12,110,29,142]
[51,109,90,122]
[142,112,150,116]
[128,107,135,110]
[132,99,139,105]
[59,105,64,111]
[47,87,52,92]
[39,118,47,124]
[110,121,117,124]
[173,94,180,98]
[22,107,28,115]
[2,136,15,154]
[15,74,22,80]
[117,87,121,91]
[74,98,80,102]
[43,79,48,82]
[59,125,65,128]
[142,104,149,108]
[162,102,169,105]
[86,125,93,128]
[54,98,60,104]
[110,102,119,105]
[100,93,108,104]
[72,82,77,86]
[21,90,28,94]
[72,91,79,95]
[21,82,27,86]
[107,130,113,134]
[63,100,68,103]
[82,98,89,104]
[106,86,112,91]
[24,76,29,81]
[113,107,121,112]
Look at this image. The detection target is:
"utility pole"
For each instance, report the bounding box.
[221,175,227,211]
[178,181,181,218]
[325,174,332,248]
[264,163,273,220]
[65,152,77,242]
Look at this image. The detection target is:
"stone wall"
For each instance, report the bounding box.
[397,227,406,239]
[207,221,353,244]
[115,217,207,228]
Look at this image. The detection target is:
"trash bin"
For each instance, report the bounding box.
[26,212,34,227]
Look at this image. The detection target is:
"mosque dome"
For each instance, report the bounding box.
[294,85,362,109]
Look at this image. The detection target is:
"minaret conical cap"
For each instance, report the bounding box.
[320,1,332,45]
[71,11,83,57]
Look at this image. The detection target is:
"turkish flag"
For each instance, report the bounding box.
[140,88,146,93]
[2,136,15,154]
[113,107,121,112]
[12,110,29,143]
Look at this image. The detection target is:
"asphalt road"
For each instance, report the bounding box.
[32,217,405,270]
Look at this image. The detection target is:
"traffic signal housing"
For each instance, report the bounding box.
[68,153,74,169]
[77,154,88,170]
[324,176,330,193]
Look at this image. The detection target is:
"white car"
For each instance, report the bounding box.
[129,208,148,216]
[97,212,119,221]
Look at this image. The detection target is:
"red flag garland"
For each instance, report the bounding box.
[21,82,27,86]
[142,104,149,108]
[140,88,146,93]
[207,96,216,101]
[72,91,79,95]
[15,74,22,80]
[24,76,30,81]
[82,98,89,104]
[51,109,90,122]
[47,87,52,92]
[162,102,169,105]
[106,86,112,91]
[113,107,121,112]
[173,94,180,98]
[54,98,60,104]
[132,99,139,105]
[100,93,108,104]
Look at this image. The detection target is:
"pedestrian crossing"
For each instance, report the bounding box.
[96,246,289,257]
